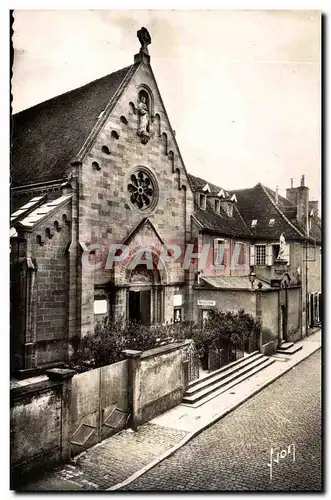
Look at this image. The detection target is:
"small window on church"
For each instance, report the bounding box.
[102,145,110,155]
[268,218,275,226]
[174,308,182,323]
[128,168,157,211]
[251,219,257,227]
[92,161,101,170]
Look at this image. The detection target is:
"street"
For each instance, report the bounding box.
[123,350,322,492]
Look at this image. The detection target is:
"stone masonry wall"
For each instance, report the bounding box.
[31,202,72,367]
[77,61,195,334]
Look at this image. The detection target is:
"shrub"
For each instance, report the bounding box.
[204,308,261,349]
[69,317,196,371]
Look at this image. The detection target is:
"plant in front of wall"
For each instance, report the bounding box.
[203,308,261,350]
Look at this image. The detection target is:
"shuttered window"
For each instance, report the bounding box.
[255,245,266,266]
[214,239,228,266]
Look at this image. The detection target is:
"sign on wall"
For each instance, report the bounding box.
[197,300,216,307]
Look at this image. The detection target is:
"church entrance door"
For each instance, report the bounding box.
[128,289,151,327]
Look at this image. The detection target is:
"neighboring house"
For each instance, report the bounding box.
[10,28,321,377]
[188,173,321,344]
[233,175,321,335]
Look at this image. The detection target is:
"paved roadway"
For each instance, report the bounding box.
[124,350,322,492]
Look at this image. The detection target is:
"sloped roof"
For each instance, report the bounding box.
[201,275,272,290]
[262,185,321,244]
[11,65,135,188]
[232,183,306,241]
[189,174,223,194]
[14,193,72,230]
[189,174,252,238]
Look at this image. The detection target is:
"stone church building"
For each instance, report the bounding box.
[10,28,321,376]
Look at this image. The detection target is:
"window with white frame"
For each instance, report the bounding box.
[234,242,245,265]
[251,219,257,227]
[255,245,266,266]
[214,238,228,266]
[199,193,207,210]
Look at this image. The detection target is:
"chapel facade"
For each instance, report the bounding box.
[10,28,321,376]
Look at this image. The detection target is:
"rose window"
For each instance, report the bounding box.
[128,170,155,210]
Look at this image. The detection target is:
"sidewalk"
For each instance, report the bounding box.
[20,329,321,492]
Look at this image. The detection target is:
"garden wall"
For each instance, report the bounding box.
[137,342,186,425]
[10,342,189,487]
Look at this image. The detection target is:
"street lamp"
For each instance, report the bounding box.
[249,271,256,289]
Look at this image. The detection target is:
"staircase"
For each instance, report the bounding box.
[182,351,275,408]
[276,341,303,355]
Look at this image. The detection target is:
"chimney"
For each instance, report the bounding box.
[275,186,279,204]
[297,175,309,235]
[285,176,310,235]
[286,178,298,205]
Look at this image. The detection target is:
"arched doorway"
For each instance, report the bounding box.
[127,265,163,326]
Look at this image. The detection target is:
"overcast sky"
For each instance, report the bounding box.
[12,9,321,204]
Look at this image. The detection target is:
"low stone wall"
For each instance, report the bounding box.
[10,369,75,487]
[11,342,188,486]
[137,342,186,425]
[260,340,277,357]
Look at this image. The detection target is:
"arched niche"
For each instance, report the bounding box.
[168,150,175,172]
[154,113,161,137]
[129,102,136,115]
[175,168,181,189]
[161,132,168,155]
[137,84,154,119]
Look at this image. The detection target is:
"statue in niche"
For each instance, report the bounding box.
[277,232,286,260]
[137,95,150,144]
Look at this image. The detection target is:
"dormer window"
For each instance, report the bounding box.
[214,199,220,214]
[226,203,233,218]
[199,193,207,210]
[251,219,257,227]
[217,189,226,198]
[268,218,275,227]
[202,183,211,193]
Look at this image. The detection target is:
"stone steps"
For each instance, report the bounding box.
[276,344,303,355]
[182,352,275,408]
[278,341,294,350]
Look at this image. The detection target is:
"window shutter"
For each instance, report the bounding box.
[223,240,228,265]
[213,239,219,265]
[283,244,290,264]
[250,245,255,266]
[266,244,273,266]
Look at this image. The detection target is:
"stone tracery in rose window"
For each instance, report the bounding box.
[127,170,155,210]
